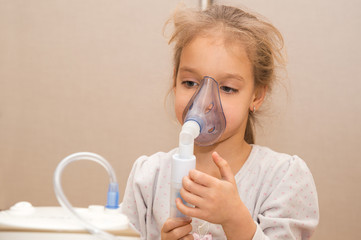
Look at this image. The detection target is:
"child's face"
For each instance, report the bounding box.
[174,34,264,144]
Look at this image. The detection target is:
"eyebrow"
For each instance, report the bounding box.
[179,66,245,82]
[178,66,200,75]
[221,73,245,82]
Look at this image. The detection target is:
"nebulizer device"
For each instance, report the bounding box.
[53,152,126,239]
[0,152,138,240]
[170,76,226,218]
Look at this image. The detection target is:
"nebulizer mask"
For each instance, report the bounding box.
[182,76,226,147]
[170,76,226,218]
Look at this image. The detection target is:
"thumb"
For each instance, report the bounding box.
[212,152,235,183]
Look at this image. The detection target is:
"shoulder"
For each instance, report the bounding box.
[132,148,177,169]
[249,145,312,175]
[128,148,177,183]
[248,145,318,200]
[239,145,316,193]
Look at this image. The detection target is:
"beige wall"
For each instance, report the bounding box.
[1,0,360,239]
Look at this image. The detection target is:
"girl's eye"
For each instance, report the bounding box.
[220,86,238,94]
[182,80,199,88]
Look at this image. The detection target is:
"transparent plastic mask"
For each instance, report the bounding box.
[182,76,226,146]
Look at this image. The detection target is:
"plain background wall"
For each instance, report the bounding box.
[0,0,360,239]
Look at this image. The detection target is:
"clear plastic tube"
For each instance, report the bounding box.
[53,152,119,240]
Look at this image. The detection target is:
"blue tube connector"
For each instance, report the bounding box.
[105,182,119,209]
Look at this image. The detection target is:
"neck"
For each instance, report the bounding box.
[194,138,252,178]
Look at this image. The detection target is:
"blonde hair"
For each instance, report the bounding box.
[167,5,285,144]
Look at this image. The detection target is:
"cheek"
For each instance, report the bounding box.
[174,92,189,124]
[174,85,198,124]
[222,102,249,129]
[174,99,184,123]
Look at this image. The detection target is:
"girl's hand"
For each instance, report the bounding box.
[161,217,194,240]
[176,152,256,240]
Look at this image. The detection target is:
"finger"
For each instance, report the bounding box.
[176,198,203,219]
[188,169,217,187]
[167,222,193,239]
[162,217,192,233]
[212,152,235,183]
[180,184,203,207]
[182,175,208,198]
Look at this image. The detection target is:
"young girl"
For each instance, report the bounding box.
[122,5,319,240]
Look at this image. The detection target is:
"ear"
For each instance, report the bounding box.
[249,86,267,112]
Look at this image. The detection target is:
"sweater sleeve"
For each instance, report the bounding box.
[121,155,153,239]
[252,156,319,240]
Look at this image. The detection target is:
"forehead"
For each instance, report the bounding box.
[179,34,253,81]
